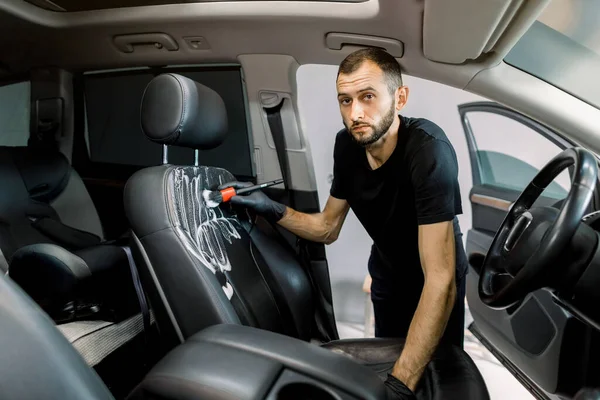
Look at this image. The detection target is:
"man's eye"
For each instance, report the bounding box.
[340,98,351,105]
[364,93,374,100]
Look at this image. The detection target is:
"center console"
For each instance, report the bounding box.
[128,324,389,400]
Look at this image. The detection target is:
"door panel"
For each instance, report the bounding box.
[459,102,596,398]
[469,184,566,237]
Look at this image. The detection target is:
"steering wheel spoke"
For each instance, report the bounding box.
[503,211,533,253]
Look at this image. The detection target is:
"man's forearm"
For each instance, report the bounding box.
[277,207,339,244]
[392,279,456,390]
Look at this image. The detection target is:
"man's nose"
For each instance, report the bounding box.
[349,101,364,121]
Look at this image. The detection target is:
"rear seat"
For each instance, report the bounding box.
[0,145,104,258]
[0,143,148,370]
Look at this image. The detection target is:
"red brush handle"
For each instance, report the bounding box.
[220,187,237,202]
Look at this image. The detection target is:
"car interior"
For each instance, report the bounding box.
[1,0,600,399]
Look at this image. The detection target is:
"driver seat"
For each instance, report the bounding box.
[124,73,489,399]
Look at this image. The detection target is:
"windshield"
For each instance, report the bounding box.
[504,0,600,109]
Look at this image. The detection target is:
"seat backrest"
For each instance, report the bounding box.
[0,273,114,400]
[0,145,104,267]
[124,73,314,348]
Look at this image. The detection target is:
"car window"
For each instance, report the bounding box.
[80,66,254,177]
[465,110,570,199]
[504,1,600,109]
[0,81,30,147]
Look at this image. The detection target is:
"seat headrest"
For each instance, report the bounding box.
[140,73,228,150]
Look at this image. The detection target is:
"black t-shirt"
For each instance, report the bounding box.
[330,115,468,298]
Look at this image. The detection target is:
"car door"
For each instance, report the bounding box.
[459,101,600,399]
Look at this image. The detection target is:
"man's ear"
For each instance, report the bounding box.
[396,86,409,110]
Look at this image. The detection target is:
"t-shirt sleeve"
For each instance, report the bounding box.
[410,138,460,225]
[329,133,348,200]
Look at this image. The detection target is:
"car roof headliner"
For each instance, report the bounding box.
[0,0,551,90]
[5,0,600,167]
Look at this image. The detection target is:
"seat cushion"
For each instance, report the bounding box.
[321,338,489,400]
[58,313,158,399]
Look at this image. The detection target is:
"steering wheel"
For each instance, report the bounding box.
[479,147,598,309]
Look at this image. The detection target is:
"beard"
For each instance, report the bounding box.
[345,102,397,147]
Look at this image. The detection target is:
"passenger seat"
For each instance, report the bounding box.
[0,143,149,373]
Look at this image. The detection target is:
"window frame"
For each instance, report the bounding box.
[459,101,575,183]
[458,101,600,211]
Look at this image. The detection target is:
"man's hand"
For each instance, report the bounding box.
[384,374,416,399]
[217,181,287,223]
[391,220,457,390]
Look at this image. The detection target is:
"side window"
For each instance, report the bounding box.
[79,67,253,177]
[83,73,194,167]
[464,110,570,200]
[0,81,30,147]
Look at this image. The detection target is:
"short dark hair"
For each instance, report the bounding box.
[337,48,403,94]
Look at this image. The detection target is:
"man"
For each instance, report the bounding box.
[219,48,468,398]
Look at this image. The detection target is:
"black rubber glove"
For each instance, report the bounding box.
[217,181,287,223]
[384,374,416,400]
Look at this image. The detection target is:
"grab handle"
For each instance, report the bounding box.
[113,33,179,53]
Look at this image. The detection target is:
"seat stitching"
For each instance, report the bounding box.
[174,74,186,141]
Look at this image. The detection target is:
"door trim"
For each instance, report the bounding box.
[470,193,513,211]
[469,322,551,400]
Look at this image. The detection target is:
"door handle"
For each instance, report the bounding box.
[113,33,179,53]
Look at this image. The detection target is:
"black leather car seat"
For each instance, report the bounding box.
[0,272,116,400]
[0,142,148,380]
[124,73,489,400]
[125,73,315,347]
[0,145,104,261]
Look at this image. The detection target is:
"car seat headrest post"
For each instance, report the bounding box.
[163,145,169,165]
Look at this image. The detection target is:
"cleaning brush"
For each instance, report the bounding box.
[202,179,284,208]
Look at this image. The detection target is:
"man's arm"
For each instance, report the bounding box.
[391,219,457,391]
[221,180,350,245]
[278,196,350,244]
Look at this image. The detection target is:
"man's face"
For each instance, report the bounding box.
[336,61,402,147]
